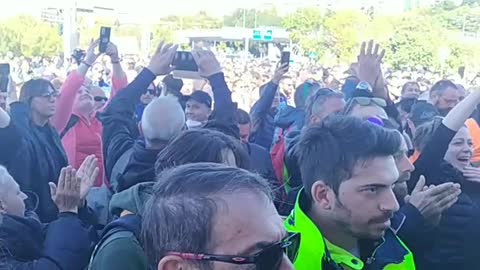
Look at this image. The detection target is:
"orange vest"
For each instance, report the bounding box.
[465,118,480,163]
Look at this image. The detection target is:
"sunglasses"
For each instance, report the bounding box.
[352,97,387,108]
[167,233,300,270]
[144,89,160,96]
[94,96,108,102]
[39,91,59,99]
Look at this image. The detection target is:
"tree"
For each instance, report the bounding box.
[323,10,370,62]
[384,13,445,70]
[224,8,283,28]
[282,8,325,57]
[0,15,62,57]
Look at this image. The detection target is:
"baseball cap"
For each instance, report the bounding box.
[187,91,212,109]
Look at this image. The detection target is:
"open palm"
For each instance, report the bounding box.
[76,155,100,201]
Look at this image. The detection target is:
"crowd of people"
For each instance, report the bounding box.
[1,36,480,270]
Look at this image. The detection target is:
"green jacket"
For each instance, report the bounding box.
[285,189,416,270]
[88,182,154,270]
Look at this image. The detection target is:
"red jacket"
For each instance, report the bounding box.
[51,71,128,186]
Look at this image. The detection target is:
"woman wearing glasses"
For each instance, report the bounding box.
[0,78,67,222]
[51,41,127,189]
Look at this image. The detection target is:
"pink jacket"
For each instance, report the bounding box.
[51,71,128,187]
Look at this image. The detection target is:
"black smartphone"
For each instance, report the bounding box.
[172,51,201,79]
[99,27,111,53]
[0,64,10,92]
[173,51,198,72]
[281,51,291,69]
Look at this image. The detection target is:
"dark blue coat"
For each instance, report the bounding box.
[0,212,90,270]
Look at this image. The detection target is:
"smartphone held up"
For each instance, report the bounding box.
[99,27,111,54]
[0,64,10,92]
[172,51,201,79]
[281,51,291,71]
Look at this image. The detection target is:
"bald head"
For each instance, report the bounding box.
[141,96,185,148]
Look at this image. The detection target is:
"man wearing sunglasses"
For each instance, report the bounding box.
[285,116,416,270]
[136,83,160,121]
[142,163,296,270]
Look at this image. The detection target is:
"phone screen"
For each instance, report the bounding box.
[99,27,111,53]
[281,51,291,68]
[0,64,10,92]
[173,51,198,72]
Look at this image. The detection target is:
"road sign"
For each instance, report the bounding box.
[252,29,273,41]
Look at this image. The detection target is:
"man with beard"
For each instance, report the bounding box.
[285,116,416,270]
[429,80,459,116]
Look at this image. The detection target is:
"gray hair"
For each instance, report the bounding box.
[141,163,272,269]
[305,88,344,124]
[0,166,13,199]
[141,95,185,145]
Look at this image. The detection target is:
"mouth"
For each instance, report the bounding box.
[457,157,471,164]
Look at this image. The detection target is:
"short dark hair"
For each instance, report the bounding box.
[142,163,272,267]
[401,81,420,94]
[236,109,251,125]
[304,88,344,124]
[297,115,402,200]
[413,117,444,151]
[155,129,250,174]
[430,80,457,96]
[294,81,322,109]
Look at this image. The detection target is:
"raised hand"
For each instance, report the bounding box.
[49,166,81,214]
[272,63,289,85]
[84,39,101,66]
[405,176,461,227]
[192,49,222,78]
[463,166,480,183]
[357,40,385,92]
[76,155,99,202]
[105,42,120,62]
[147,41,179,76]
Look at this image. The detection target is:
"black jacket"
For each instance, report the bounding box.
[100,69,155,184]
[250,82,279,150]
[0,102,68,222]
[409,123,480,270]
[0,212,90,270]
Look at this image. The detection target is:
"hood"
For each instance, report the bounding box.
[274,106,305,130]
[109,182,154,216]
[0,214,44,261]
[119,140,164,192]
[100,214,142,242]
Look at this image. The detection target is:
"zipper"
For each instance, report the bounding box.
[365,238,385,265]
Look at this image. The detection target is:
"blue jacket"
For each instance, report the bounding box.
[250,82,279,150]
[0,212,90,270]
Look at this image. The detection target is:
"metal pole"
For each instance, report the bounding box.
[243,8,246,28]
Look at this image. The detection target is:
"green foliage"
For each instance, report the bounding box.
[282,8,325,57]
[224,8,283,28]
[0,15,62,57]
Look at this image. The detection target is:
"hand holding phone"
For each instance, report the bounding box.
[172,51,201,79]
[99,27,111,54]
[0,64,10,92]
[280,51,291,70]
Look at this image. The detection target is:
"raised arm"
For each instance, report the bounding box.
[99,41,177,179]
[0,106,22,165]
[192,50,236,123]
[105,42,128,99]
[51,40,100,132]
[251,64,288,117]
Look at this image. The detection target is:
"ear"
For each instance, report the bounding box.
[310,181,333,210]
[310,115,321,125]
[158,255,186,270]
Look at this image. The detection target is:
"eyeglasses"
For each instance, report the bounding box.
[351,97,387,108]
[39,91,59,99]
[94,96,108,102]
[167,233,300,270]
[144,89,160,96]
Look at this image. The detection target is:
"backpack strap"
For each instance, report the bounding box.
[88,226,136,270]
[60,115,80,139]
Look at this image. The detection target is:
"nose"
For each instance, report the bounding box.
[21,192,28,200]
[380,189,400,213]
[279,255,295,270]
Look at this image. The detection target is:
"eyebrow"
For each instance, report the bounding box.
[236,231,286,256]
